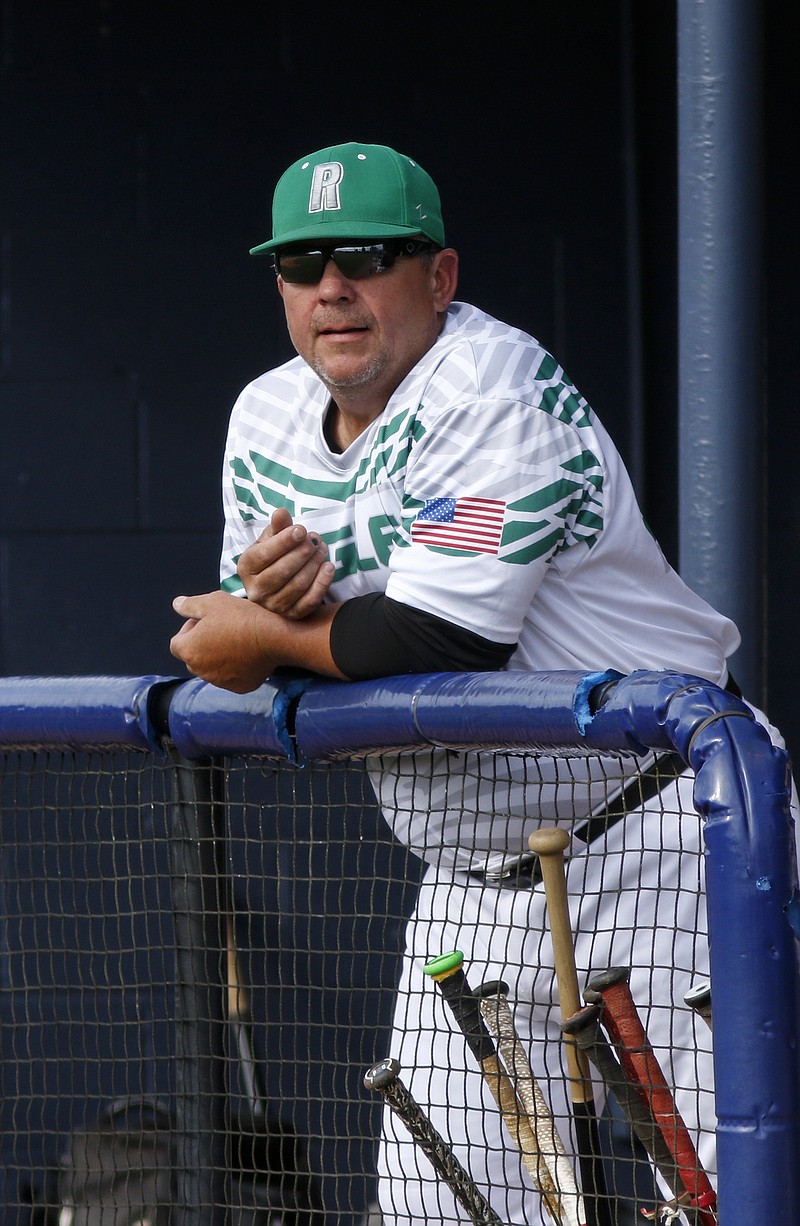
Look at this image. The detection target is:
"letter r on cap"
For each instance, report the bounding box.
[309,162,344,214]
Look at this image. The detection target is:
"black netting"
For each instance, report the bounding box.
[0,743,719,1226]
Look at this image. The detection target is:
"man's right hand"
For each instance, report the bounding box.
[237,507,336,619]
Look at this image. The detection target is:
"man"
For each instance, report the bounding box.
[170,141,785,1225]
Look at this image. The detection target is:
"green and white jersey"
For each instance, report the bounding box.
[221,301,739,682]
[221,301,740,872]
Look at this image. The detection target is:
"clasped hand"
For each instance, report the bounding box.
[170,508,336,692]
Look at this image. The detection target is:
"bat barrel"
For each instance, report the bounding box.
[364,1058,506,1226]
[562,1003,684,1206]
[528,828,614,1226]
[588,969,718,1225]
[426,953,578,1224]
[475,980,587,1226]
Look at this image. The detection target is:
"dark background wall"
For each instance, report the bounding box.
[0,4,797,1220]
[1,0,798,755]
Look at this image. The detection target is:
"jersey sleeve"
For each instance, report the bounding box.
[385,390,605,643]
[219,396,254,595]
[330,593,515,679]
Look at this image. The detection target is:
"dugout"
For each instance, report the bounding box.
[0,2,798,1223]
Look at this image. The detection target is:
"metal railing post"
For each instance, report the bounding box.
[166,747,230,1226]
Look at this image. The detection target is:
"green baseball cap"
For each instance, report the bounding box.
[249,141,445,255]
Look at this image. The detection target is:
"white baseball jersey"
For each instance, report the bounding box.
[220,301,740,872]
[221,301,737,674]
[221,301,757,1224]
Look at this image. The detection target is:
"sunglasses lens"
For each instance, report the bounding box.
[276,251,327,284]
[331,247,381,279]
[276,241,409,284]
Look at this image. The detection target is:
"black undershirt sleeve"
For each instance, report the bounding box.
[329,592,515,681]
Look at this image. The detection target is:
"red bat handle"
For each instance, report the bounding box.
[588,968,717,1226]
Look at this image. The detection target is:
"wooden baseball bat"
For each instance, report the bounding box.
[364,1057,506,1226]
[475,979,586,1226]
[587,966,717,1225]
[527,827,613,1226]
[226,916,267,1123]
[424,951,570,1225]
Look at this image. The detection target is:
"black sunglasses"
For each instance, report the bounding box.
[272,238,437,285]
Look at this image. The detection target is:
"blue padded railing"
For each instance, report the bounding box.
[0,668,797,1223]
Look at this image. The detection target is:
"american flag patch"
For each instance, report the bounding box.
[410,496,506,554]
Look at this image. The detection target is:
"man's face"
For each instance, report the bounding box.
[276,241,458,418]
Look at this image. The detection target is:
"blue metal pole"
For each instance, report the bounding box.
[677,0,764,701]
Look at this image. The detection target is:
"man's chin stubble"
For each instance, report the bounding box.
[312,354,387,391]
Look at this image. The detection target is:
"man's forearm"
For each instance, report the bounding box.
[170,591,348,693]
[260,600,347,678]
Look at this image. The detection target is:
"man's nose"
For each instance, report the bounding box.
[318,258,356,298]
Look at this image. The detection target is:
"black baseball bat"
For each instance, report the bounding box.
[364,1057,506,1226]
[423,952,571,1222]
[562,1002,687,1210]
[587,967,717,1226]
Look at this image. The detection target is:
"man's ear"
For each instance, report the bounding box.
[431,248,459,313]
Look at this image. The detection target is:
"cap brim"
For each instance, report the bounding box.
[249,220,430,256]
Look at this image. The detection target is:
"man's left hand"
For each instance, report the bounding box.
[170,591,276,693]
